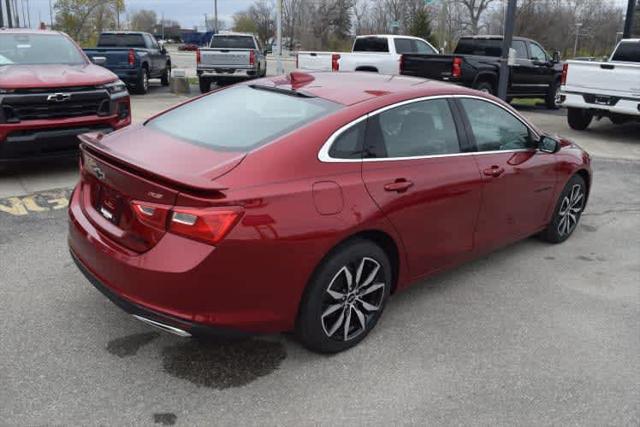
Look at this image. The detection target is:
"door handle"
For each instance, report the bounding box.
[483,166,505,177]
[384,179,414,193]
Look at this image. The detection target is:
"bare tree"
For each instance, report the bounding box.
[456,0,496,34]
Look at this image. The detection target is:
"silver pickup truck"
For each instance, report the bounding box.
[196,32,267,93]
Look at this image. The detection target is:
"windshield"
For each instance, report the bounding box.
[98,34,146,47]
[455,38,503,57]
[611,41,640,62]
[147,86,340,151]
[0,33,86,65]
[211,36,255,49]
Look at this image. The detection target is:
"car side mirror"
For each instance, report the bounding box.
[91,56,107,66]
[539,136,560,153]
[552,51,561,64]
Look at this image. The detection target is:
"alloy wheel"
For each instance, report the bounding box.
[557,184,584,236]
[143,72,149,91]
[321,257,386,342]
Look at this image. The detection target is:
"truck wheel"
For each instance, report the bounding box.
[474,81,495,95]
[199,77,211,94]
[545,81,561,109]
[567,108,593,130]
[135,68,149,94]
[161,63,170,86]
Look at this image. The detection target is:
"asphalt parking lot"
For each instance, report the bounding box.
[1,85,639,425]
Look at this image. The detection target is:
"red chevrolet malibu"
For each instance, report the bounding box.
[69,72,591,353]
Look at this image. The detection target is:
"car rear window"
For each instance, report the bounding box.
[455,38,503,57]
[0,33,85,65]
[98,34,146,47]
[210,36,255,49]
[147,86,340,151]
[353,37,389,53]
[611,41,640,62]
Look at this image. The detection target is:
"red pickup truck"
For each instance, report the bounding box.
[0,29,131,164]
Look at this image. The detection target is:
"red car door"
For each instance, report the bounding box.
[456,97,558,251]
[361,98,483,280]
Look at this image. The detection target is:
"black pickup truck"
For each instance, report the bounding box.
[401,36,563,109]
[84,32,171,94]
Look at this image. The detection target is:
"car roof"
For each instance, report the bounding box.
[0,28,62,36]
[100,31,148,35]
[460,35,530,42]
[258,72,480,106]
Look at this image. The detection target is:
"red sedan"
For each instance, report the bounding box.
[69,72,592,353]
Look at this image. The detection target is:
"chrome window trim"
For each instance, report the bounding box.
[318,94,541,163]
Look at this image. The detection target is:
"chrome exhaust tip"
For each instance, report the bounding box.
[132,315,192,337]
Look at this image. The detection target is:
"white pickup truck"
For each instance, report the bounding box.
[196,32,267,93]
[297,34,438,75]
[559,39,640,130]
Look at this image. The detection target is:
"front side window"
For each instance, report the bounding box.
[0,34,85,65]
[147,86,340,151]
[530,43,548,61]
[460,98,534,152]
[366,99,461,158]
[414,40,437,54]
[394,38,437,55]
[611,41,640,62]
[512,40,527,59]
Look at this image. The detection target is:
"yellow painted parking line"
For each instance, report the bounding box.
[0,188,73,216]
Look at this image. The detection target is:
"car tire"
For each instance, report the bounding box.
[545,80,561,109]
[135,68,149,94]
[295,239,392,354]
[539,174,586,244]
[567,108,593,130]
[473,80,495,95]
[199,77,211,94]
[161,64,170,86]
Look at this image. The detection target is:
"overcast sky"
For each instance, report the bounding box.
[18,0,636,31]
[23,0,256,30]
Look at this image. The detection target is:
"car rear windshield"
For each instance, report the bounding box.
[210,36,255,49]
[611,41,640,62]
[0,33,85,65]
[98,34,146,47]
[146,86,340,151]
[455,38,503,57]
[353,37,389,52]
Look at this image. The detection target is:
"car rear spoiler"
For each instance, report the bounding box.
[78,132,231,195]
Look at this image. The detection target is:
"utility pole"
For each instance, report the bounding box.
[48,0,52,28]
[21,0,26,28]
[214,0,218,33]
[6,0,13,27]
[497,0,516,100]
[115,0,119,30]
[0,1,4,28]
[623,0,637,38]
[276,0,283,74]
[25,0,30,28]
[13,0,19,27]
[161,12,165,40]
[573,22,582,57]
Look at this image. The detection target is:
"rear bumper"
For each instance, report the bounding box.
[559,91,640,117]
[70,248,249,339]
[197,66,258,79]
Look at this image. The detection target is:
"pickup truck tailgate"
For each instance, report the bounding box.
[200,49,251,67]
[564,60,640,97]
[297,52,333,71]
[84,48,134,68]
[402,54,455,80]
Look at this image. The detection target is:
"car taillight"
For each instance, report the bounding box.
[331,54,340,72]
[452,57,462,79]
[249,49,255,66]
[196,48,201,64]
[128,49,135,66]
[561,63,568,85]
[170,207,242,245]
[131,202,242,245]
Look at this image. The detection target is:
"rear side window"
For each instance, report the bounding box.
[98,34,146,47]
[353,37,389,53]
[147,86,340,151]
[460,98,534,151]
[455,38,502,57]
[611,42,640,62]
[513,41,527,59]
[329,121,365,159]
[211,36,255,49]
[366,99,461,158]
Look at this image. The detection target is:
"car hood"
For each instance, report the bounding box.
[0,63,118,89]
[81,124,247,190]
